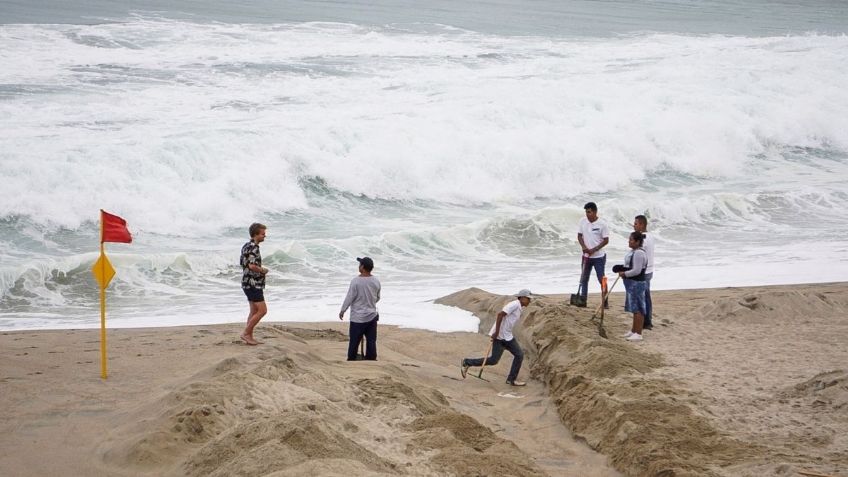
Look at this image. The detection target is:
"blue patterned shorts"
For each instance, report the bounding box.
[624,279,647,315]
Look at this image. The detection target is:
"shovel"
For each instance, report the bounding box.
[592,275,620,339]
[473,339,494,382]
[569,254,590,307]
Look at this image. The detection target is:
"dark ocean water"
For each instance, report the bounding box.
[3,0,847,36]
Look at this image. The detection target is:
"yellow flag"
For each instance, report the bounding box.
[91,252,115,289]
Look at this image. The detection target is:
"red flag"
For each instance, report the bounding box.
[101,210,132,243]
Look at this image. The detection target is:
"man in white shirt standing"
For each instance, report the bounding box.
[461,289,532,386]
[633,215,655,329]
[576,202,610,308]
[339,256,381,361]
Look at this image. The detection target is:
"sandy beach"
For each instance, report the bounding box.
[2,282,846,476]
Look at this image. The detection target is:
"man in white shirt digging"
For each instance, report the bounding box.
[461,289,532,386]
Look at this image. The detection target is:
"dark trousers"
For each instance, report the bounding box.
[580,255,607,305]
[348,315,378,361]
[644,272,653,327]
[465,338,524,382]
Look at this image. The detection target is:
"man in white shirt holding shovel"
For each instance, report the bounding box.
[460,289,533,386]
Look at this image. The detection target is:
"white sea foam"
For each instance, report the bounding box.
[2,21,847,231]
[1,18,847,330]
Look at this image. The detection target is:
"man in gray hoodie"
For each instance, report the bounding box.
[339,256,381,361]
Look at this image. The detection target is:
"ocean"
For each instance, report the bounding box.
[2,0,847,332]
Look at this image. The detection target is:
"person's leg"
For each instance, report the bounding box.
[634,311,644,334]
[347,321,367,361]
[247,301,257,323]
[578,255,591,300]
[464,339,505,367]
[634,282,646,334]
[364,317,378,360]
[242,290,266,344]
[644,272,653,329]
[503,339,525,382]
[627,282,646,340]
[244,301,266,338]
[623,280,636,335]
[592,256,608,307]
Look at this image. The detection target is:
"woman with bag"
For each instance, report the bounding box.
[614,231,648,342]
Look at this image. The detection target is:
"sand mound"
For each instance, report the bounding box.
[435,287,510,333]
[438,288,756,476]
[100,330,546,477]
[438,286,848,476]
[779,370,848,412]
[687,290,846,324]
[522,304,758,477]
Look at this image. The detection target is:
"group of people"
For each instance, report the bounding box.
[237,202,655,385]
[577,201,655,341]
[238,222,382,360]
[460,202,656,384]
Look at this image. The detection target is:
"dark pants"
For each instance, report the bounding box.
[464,338,524,382]
[348,315,378,361]
[580,255,607,305]
[644,272,653,327]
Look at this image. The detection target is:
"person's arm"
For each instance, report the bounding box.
[589,236,609,255]
[491,311,507,340]
[623,251,646,278]
[248,263,267,274]
[339,281,357,320]
[245,246,268,274]
[577,233,589,254]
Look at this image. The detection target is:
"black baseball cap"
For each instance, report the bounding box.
[356,256,374,271]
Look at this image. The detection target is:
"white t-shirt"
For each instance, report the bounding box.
[488,299,523,341]
[577,217,610,258]
[642,233,655,274]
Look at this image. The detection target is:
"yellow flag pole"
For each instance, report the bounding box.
[100,223,108,380]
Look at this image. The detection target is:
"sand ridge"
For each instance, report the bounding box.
[438,283,848,477]
[0,323,617,476]
[1,282,846,476]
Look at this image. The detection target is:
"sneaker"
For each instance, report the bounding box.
[643,325,653,330]
[626,333,643,341]
[505,380,527,386]
[623,331,634,338]
[460,359,469,379]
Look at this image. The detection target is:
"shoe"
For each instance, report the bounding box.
[643,325,653,330]
[626,333,643,341]
[505,380,526,387]
[623,331,634,338]
[460,359,469,379]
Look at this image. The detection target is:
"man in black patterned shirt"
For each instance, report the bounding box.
[240,223,268,345]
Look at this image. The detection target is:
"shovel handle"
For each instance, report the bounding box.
[594,275,620,316]
[477,339,495,379]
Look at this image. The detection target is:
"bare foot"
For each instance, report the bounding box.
[240,334,259,346]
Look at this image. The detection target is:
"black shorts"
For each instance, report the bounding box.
[243,287,265,302]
